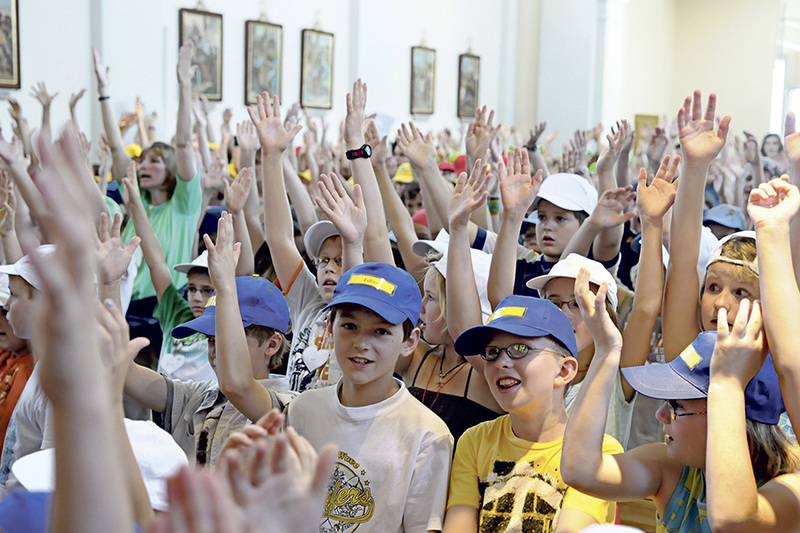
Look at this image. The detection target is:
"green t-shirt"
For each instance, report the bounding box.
[122,167,202,300]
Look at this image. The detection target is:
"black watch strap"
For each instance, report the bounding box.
[346,144,372,160]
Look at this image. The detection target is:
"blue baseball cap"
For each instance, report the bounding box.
[324,262,421,325]
[172,276,290,338]
[454,295,578,358]
[703,203,745,231]
[621,331,785,424]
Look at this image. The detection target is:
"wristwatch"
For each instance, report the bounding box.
[346,144,372,160]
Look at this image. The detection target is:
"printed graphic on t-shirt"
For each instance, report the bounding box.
[288,319,336,392]
[478,459,567,533]
[320,451,375,532]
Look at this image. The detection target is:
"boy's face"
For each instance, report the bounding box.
[316,236,343,304]
[6,276,34,340]
[420,269,448,346]
[186,271,215,318]
[0,308,27,353]
[542,277,593,354]
[535,200,582,262]
[331,306,418,392]
[483,331,574,414]
[207,334,274,380]
[404,194,422,217]
[700,262,759,332]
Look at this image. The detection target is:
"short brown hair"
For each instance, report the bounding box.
[329,304,416,341]
[244,325,287,371]
[141,142,178,200]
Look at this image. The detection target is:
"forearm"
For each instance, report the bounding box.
[98,99,132,183]
[232,211,255,276]
[528,148,551,179]
[487,211,524,309]
[592,224,624,263]
[175,81,196,181]
[262,152,303,285]
[114,404,154,530]
[128,201,172,300]
[136,114,150,147]
[99,280,122,310]
[282,157,317,237]
[415,159,452,234]
[706,379,760,531]
[562,219,601,259]
[350,158,393,264]
[39,105,52,140]
[123,362,168,413]
[194,123,212,172]
[446,223,483,346]
[616,150,631,187]
[6,161,49,226]
[1,224,22,263]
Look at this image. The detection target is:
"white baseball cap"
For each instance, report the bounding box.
[0,245,57,291]
[526,253,618,310]
[533,173,598,215]
[173,250,209,274]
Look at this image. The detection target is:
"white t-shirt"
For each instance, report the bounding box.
[287,379,454,533]
[0,365,53,497]
[564,370,635,449]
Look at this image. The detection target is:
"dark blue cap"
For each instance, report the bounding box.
[622,331,785,424]
[324,262,421,325]
[172,276,289,338]
[454,295,578,358]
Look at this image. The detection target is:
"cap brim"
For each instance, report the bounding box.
[455,323,557,356]
[534,192,587,213]
[324,293,407,325]
[412,239,447,257]
[171,315,217,338]
[0,264,20,277]
[173,263,209,274]
[621,365,706,400]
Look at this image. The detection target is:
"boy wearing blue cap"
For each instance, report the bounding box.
[443,294,621,533]
[286,262,453,533]
[122,268,292,466]
[562,271,800,533]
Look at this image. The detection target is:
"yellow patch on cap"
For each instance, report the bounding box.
[679,345,702,370]
[347,275,396,295]
[205,295,217,307]
[488,306,526,323]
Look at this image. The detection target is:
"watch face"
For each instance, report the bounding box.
[363,144,372,157]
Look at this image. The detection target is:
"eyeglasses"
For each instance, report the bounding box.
[547,297,580,314]
[187,287,215,298]
[315,256,343,269]
[481,343,562,362]
[665,400,706,420]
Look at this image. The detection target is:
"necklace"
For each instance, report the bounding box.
[421,348,469,409]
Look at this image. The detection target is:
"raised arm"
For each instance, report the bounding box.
[561,270,667,503]
[782,112,800,286]
[748,176,800,431]
[396,122,447,236]
[224,168,256,276]
[592,126,628,262]
[68,88,86,133]
[615,120,634,188]
[560,185,635,261]
[30,81,57,140]
[663,91,730,361]
[619,156,679,401]
[344,80,393,264]
[248,92,304,287]
[92,48,133,183]
[122,162,173,301]
[465,105,502,171]
[706,301,800,532]
[314,173,366,273]
[235,121,266,254]
[175,42,198,182]
[95,211,140,309]
[0,134,50,233]
[192,98,213,172]
[525,121,551,179]
[487,149,542,308]
[0,174,22,263]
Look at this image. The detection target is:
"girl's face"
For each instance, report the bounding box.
[542,277,593,354]
[655,398,708,468]
[138,150,168,191]
[420,269,449,346]
[700,262,759,332]
[536,201,582,262]
[763,135,782,159]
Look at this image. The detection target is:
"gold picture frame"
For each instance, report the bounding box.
[410,46,435,115]
[300,29,334,109]
[0,0,20,89]
[179,8,223,101]
[245,20,282,105]
[457,54,480,118]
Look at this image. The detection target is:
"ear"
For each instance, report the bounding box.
[554,356,578,389]
[400,327,421,358]
[263,332,284,358]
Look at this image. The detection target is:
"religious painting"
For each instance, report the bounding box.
[179,8,223,101]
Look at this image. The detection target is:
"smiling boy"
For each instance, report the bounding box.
[443,296,621,532]
[286,262,453,533]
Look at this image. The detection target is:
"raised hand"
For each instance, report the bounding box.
[202,157,227,192]
[192,98,208,129]
[0,173,16,237]
[177,41,197,88]
[588,185,637,229]
[747,175,800,228]
[283,102,302,133]
[225,167,253,215]
[247,92,303,154]
[92,47,110,92]
[743,131,761,166]
[711,300,765,389]
[69,88,86,112]
[646,127,668,166]
[396,122,436,167]
[222,107,233,126]
[449,159,490,229]
[95,211,140,286]
[122,160,144,208]
[556,148,581,174]
[96,296,149,398]
[465,105,502,161]
[236,120,259,156]
[596,126,625,174]
[637,154,681,224]
[677,90,731,166]
[569,129,588,166]
[344,79,367,148]
[204,211,241,289]
[575,267,622,353]
[526,121,547,150]
[30,81,58,108]
[498,147,542,218]
[364,120,388,166]
[314,172,366,246]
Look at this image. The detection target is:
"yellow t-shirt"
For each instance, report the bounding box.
[447,415,621,531]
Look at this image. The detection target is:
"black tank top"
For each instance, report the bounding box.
[408,347,501,443]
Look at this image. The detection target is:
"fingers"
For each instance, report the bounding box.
[786,112,796,137]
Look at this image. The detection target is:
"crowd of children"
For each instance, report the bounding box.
[0,38,799,533]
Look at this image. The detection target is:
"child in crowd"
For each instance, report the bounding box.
[0,275,32,442]
[562,266,799,532]
[121,214,293,465]
[286,262,453,532]
[444,295,621,532]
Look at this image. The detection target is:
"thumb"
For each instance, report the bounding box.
[127,337,150,360]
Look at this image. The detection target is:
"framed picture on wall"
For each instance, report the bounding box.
[634,114,660,154]
[300,29,334,109]
[0,0,20,89]
[179,8,223,101]
[457,54,480,118]
[245,20,282,105]
[410,46,435,115]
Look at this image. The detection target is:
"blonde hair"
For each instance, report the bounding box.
[746,420,800,485]
[423,251,447,324]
